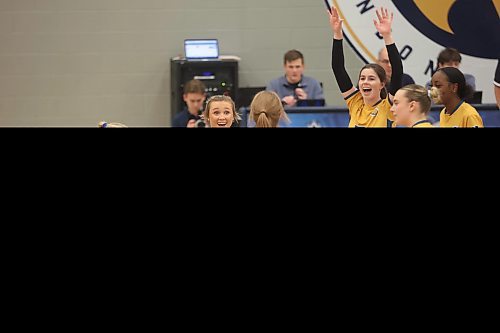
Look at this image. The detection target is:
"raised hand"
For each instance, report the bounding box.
[328,6,344,39]
[373,7,394,38]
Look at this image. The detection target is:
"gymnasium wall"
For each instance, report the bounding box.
[0,0,496,126]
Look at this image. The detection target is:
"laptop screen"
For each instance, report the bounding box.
[184,39,219,60]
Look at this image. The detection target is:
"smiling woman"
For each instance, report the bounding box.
[331,0,498,105]
[431,67,484,127]
[202,95,241,128]
[328,6,403,127]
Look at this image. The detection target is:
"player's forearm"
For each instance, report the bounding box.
[387,43,403,95]
[332,39,353,93]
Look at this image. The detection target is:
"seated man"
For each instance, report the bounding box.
[172,79,206,127]
[377,48,415,90]
[266,50,324,107]
[426,47,476,91]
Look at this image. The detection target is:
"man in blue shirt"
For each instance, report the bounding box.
[425,48,476,92]
[266,50,324,107]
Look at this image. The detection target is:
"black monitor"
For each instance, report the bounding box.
[467,91,482,104]
[296,99,326,107]
[236,87,266,109]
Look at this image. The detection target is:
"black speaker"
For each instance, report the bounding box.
[171,59,238,122]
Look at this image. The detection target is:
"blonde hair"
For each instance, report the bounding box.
[399,85,432,115]
[202,95,240,127]
[249,91,289,128]
[429,86,441,105]
[98,121,128,128]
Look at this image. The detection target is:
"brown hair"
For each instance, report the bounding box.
[399,84,432,115]
[250,91,290,128]
[359,64,388,99]
[202,95,240,126]
[284,50,304,64]
[438,48,462,66]
[183,79,206,95]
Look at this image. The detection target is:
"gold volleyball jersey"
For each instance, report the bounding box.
[345,91,394,128]
[440,101,484,128]
[412,120,434,128]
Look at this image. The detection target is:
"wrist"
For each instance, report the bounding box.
[382,34,394,41]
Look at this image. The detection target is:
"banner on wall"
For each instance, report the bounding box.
[327,0,500,103]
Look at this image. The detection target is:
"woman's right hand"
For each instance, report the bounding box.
[374,7,394,38]
[328,6,344,39]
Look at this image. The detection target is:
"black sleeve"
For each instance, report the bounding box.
[386,43,403,96]
[332,39,354,93]
[495,59,500,85]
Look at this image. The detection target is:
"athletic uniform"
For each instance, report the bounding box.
[439,100,483,127]
[345,92,394,128]
[412,120,433,128]
[331,39,403,128]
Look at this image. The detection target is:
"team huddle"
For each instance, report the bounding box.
[174,6,488,128]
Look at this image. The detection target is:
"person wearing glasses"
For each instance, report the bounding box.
[377,48,415,92]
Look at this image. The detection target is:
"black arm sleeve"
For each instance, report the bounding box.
[332,39,354,93]
[387,43,403,96]
[495,59,500,85]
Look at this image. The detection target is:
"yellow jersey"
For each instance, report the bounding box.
[412,120,434,128]
[440,101,484,128]
[345,91,394,128]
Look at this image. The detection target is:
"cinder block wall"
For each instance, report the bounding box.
[0,0,364,126]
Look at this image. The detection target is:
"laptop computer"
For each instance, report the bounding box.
[236,87,267,109]
[184,39,219,60]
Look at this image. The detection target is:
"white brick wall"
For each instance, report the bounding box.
[0,0,364,126]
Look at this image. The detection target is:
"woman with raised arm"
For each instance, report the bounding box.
[328,6,403,128]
